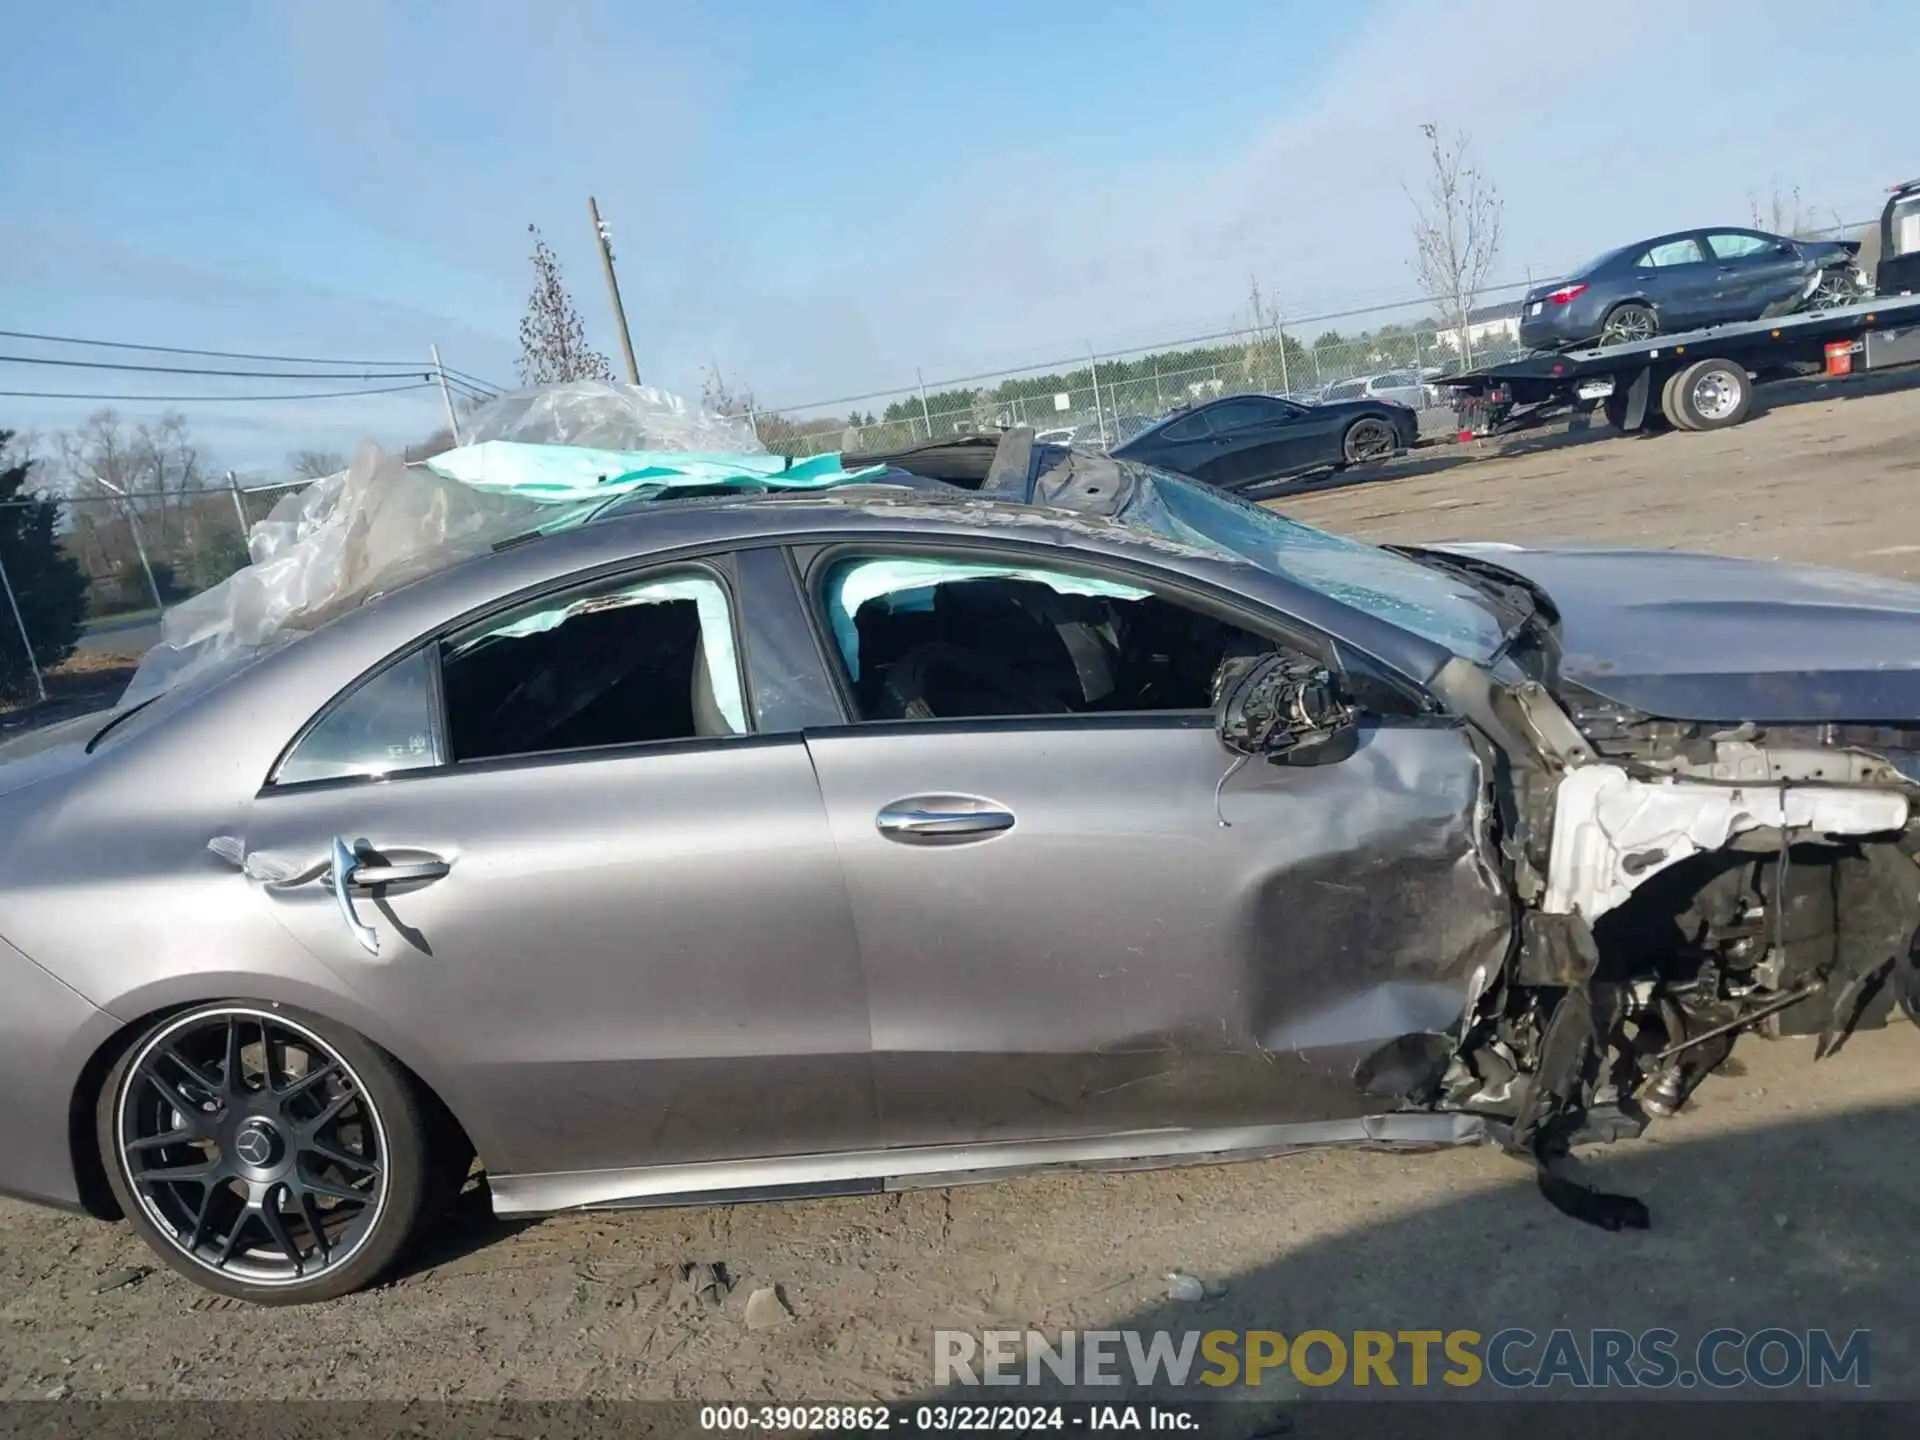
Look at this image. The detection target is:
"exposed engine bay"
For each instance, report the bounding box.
[1385,642,1920,1231]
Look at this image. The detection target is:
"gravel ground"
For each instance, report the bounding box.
[3,374,1919,1405]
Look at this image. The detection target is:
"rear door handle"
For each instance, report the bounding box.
[328,837,451,955]
[876,796,1016,843]
[349,858,451,887]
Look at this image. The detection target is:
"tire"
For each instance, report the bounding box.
[1804,266,1864,313]
[1340,417,1398,467]
[1660,371,1697,431]
[98,1002,435,1305]
[1668,358,1753,431]
[1599,303,1658,345]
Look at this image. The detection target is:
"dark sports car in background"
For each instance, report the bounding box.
[1110,391,1417,491]
[4,429,1919,1304]
[1519,226,1864,351]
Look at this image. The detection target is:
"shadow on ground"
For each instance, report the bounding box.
[902,1102,1919,1425]
[384,1177,544,1286]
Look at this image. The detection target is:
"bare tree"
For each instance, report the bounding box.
[288,449,348,480]
[1408,123,1503,369]
[1748,180,1824,239]
[53,410,222,610]
[517,224,614,387]
[1241,277,1295,395]
[699,360,754,419]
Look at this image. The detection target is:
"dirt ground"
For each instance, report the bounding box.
[4,375,1920,1406]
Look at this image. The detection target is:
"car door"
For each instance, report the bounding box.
[1703,229,1807,318]
[240,558,875,1184]
[1193,396,1319,487]
[1132,407,1216,480]
[797,543,1512,1150]
[1632,235,1715,327]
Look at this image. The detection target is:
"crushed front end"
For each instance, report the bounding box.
[1406,670,1920,1228]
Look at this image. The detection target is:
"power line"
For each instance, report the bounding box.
[441,365,507,396]
[440,373,497,400]
[0,327,512,397]
[0,327,445,370]
[0,381,441,403]
[0,354,436,381]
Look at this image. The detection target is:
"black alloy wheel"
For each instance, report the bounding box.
[1341,418,1398,466]
[100,1004,432,1304]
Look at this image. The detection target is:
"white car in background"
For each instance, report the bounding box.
[1319,371,1434,410]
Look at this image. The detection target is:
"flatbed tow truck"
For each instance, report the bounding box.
[1436,178,1920,437]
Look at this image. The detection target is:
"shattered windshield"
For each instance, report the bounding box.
[1112,464,1506,662]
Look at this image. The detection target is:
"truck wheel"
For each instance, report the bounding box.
[1670,359,1753,431]
[1600,303,1657,345]
[1660,371,1696,431]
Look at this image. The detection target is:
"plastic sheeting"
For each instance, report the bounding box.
[117,382,845,710]
[460,380,765,454]
[119,445,543,710]
[425,441,881,504]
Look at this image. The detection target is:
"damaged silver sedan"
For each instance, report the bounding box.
[2,429,1916,1303]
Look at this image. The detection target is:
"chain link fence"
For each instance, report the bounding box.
[750,318,1528,458]
[0,476,305,715]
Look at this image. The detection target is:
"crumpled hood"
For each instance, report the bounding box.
[1434,542,1920,723]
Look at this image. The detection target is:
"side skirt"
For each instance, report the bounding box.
[487,1112,1486,1217]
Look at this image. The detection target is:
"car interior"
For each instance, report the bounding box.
[829,564,1276,722]
[440,579,744,761]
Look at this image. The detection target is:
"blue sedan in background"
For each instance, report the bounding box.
[1519,227,1863,351]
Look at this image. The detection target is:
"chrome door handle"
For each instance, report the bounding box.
[329,837,381,956]
[326,839,450,956]
[349,858,451,887]
[876,798,1016,843]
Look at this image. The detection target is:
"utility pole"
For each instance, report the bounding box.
[430,346,463,444]
[589,196,641,385]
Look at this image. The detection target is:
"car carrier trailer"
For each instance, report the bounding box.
[1434,292,1920,437]
[1436,177,1920,438]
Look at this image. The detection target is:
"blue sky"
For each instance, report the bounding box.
[2,0,1917,471]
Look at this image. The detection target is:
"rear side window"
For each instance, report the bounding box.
[273,570,748,785]
[1204,397,1287,431]
[1159,411,1210,441]
[439,571,746,762]
[1635,238,1707,267]
[275,650,442,786]
[1323,380,1365,401]
[1705,232,1775,260]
